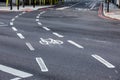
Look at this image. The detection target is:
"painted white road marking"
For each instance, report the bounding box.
[0,64,33,78]
[10,22,13,26]
[39,38,63,45]
[53,32,64,38]
[38,22,42,25]
[17,33,25,39]
[12,27,18,31]
[36,16,39,18]
[36,19,39,21]
[67,40,84,49]
[42,27,50,31]
[15,16,19,18]
[92,54,115,68]
[40,11,46,15]
[56,7,69,10]
[11,77,21,80]
[26,42,35,51]
[36,57,48,72]
[22,12,26,14]
[11,18,15,22]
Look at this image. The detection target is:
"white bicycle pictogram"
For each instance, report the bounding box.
[39,38,63,45]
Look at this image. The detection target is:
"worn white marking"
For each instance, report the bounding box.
[26,42,35,51]
[10,22,13,25]
[40,11,46,15]
[12,27,18,31]
[22,12,26,14]
[90,2,96,10]
[42,27,50,31]
[67,40,84,49]
[15,16,19,18]
[56,7,69,10]
[92,54,115,68]
[36,19,39,22]
[11,77,21,80]
[38,22,42,25]
[17,33,25,39]
[36,57,48,72]
[19,14,22,16]
[53,32,64,38]
[11,18,15,22]
[36,16,39,18]
[0,64,33,78]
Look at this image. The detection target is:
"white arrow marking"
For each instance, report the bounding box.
[0,64,33,78]
[36,57,48,72]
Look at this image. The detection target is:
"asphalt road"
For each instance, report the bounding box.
[0,0,120,80]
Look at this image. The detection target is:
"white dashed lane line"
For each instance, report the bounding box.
[67,40,84,49]
[36,16,39,18]
[10,22,13,26]
[36,57,48,72]
[36,19,39,22]
[11,18,15,22]
[11,77,21,80]
[0,64,33,79]
[12,27,18,31]
[92,54,115,68]
[42,27,50,31]
[38,22,42,25]
[26,42,35,51]
[15,16,19,18]
[53,32,64,38]
[17,33,25,39]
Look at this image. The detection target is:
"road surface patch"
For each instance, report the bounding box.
[36,57,48,72]
[26,42,35,51]
[0,64,33,79]
[92,54,115,68]
[17,33,25,39]
[53,32,64,38]
[67,40,84,49]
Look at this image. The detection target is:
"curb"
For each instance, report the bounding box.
[98,3,120,21]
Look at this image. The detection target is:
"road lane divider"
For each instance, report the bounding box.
[67,40,84,49]
[36,16,39,19]
[92,54,115,68]
[26,42,35,51]
[36,57,48,72]
[53,32,64,38]
[42,27,50,31]
[12,27,18,31]
[38,22,42,25]
[15,16,19,18]
[0,64,33,79]
[36,19,39,22]
[17,33,25,39]
[11,77,21,80]
[11,18,15,22]
[10,22,13,25]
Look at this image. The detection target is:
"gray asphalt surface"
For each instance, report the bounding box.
[0,0,120,80]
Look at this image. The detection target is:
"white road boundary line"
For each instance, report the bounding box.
[10,22,13,26]
[42,27,50,31]
[67,40,84,49]
[0,64,33,78]
[53,32,64,38]
[17,33,25,39]
[26,42,35,51]
[10,77,21,80]
[36,57,48,72]
[92,54,115,68]
[12,27,18,31]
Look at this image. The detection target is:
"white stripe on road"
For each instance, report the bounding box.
[40,11,46,15]
[11,77,21,80]
[67,40,84,49]
[53,32,64,38]
[26,42,35,51]
[12,27,18,31]
[42,27,50,31]
[10,22,13,26]
[38,22,42,25]
[17,33,25,39]
[11,18,15,22]
[36,19,39,22]
[0,22,4,24]
[15,16,19,18]
[92,54,115,68]
[0,64,33,78]
[36,16,39,18]
[36,57,48,72]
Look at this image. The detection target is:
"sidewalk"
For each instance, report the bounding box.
[0,5,52,12]
[103,3,120,20]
